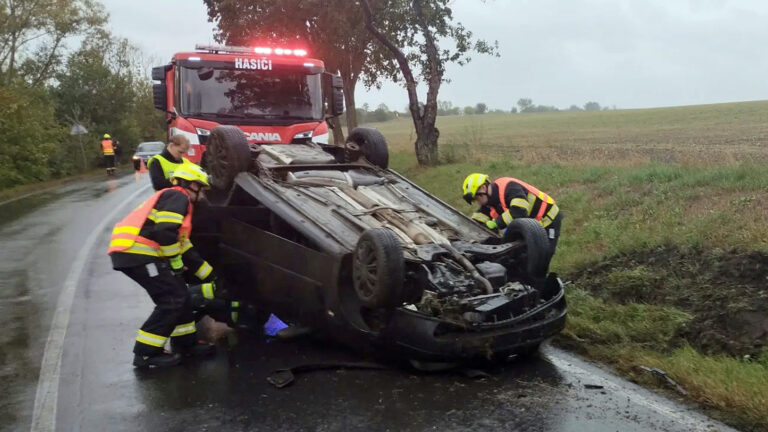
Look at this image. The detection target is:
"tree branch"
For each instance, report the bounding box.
[360,0,421,121]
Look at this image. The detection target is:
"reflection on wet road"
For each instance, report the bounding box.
[0,173,145,431]
[0,173,739,432]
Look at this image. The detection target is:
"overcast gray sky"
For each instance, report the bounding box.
[103,0,768,111]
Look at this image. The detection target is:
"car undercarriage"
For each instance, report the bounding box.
[193,126,566,363]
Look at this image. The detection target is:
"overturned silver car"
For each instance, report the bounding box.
[194,126,566,363]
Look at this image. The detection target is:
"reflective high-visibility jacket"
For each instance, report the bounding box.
[472,177,560,230]
[147,150,190,191]
[101,139,114,155]
[108,187,213,280]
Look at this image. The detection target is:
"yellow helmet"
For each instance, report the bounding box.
[103,133,111,139]
[170,163,210,189]
[462,173,489,204]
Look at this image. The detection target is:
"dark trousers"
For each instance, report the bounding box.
[121,261,196,356]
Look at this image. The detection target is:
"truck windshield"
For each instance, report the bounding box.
[179,67,322,122]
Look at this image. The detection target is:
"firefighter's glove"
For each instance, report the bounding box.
[169,255,184,275]
[485,219,498,230]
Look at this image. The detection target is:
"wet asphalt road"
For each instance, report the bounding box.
[0,173,740,432]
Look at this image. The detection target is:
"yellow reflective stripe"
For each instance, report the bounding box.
[509,198,531,211]
[231,301,240,324]
[471,212,490,223]
[137,330,167,347]
[540,204,560,228]
[170,321,196,337]
[501,211,514,225]
[156,211,184,220]
[110,238,136,248]
[195,262,213,280]
[201,282,215,299]
[154,211,184,224]
[112,226,140,235]
[526,193,536,215]
[109,239,160,256]
[158,243,181,256]
[547,203,560,220]
[181,239,193,253]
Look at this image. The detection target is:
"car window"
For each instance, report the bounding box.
[137,142,165,153]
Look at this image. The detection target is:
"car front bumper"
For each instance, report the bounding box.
[378,287,567,362]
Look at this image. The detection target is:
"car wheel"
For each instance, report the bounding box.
[347,127,389,169]
[353,228,404,308]
[503,219,552,278]
[205,126,251,190]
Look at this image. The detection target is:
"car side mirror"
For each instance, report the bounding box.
[322,72,344,118]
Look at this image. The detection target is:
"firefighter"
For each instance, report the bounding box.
[101,134,116,175]
[109,163,217,368]
[462,173,562,257]
[147,134,191,191]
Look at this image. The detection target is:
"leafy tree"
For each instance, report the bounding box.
[0,0,107,86]
[517,98,533,112]
[53,32,164,166]
[584,101,601,111]
[371,103,392,122]
[475,102,487,115]
[568,104,583,111]
[510,107,518,114]
[361,0,498,166]
[463,105,475,115]
[203,0,396,143]
[0,84,64,187]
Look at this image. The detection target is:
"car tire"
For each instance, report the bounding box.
[503,218,552,278]
[205,126,251,190]
[353,228,404,308]
[347,127,389,169]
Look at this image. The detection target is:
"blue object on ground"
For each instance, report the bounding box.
[264,314,289,336]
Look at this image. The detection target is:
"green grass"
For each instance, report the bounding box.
[369,100,768,166]
[372,101,768,431]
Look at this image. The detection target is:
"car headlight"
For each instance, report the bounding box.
[132,156,139,160]
[195,128,211,136]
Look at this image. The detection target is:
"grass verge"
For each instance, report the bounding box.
[385,136,768,430]
[0,167,118,204]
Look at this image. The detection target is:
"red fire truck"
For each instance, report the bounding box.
[152,44,344,163]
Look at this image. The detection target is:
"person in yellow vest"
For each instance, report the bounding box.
[462,173,563,259]
[108,163,217,368]
[101,134,116,175]
[147,134,191,190]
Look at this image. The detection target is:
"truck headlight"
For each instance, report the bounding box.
[195,128,211,136]
[291,130,313,143]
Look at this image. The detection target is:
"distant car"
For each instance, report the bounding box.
[132,141,165,170]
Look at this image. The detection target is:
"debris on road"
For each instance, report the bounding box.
[637,365,688,396]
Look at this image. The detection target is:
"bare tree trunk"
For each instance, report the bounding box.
[343,75,358,130]
[329,116,345,144]
[361,0,440,166]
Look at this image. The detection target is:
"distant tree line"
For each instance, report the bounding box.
[0,0,165,190]
[344,98,617,124]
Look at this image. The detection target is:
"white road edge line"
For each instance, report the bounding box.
[545,349,737,432]
[31,184,150,432]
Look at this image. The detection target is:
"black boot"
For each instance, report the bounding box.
[133,352,182,368]
[175,341,216,358]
